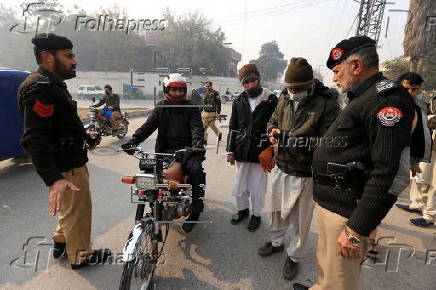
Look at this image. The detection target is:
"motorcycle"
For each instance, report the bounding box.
[84,97,129,140]
[118,146,205,290]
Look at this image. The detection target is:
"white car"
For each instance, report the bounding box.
[77,85,105,100]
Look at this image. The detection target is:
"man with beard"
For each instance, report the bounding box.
[121,73,205,234]
[92,84,122,131]
[18,33,110,269]
[227,64,278,231]
[258,58,339,281]
[293,36,415,290]
[201,81,222,145]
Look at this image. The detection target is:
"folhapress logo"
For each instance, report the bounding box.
[10,2,65,36]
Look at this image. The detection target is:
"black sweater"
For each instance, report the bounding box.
[312,73,415,237]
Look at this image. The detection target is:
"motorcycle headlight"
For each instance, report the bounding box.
[135,174,156,190]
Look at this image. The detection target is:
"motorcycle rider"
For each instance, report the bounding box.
[121,73,206,233]
[92,84,122,131]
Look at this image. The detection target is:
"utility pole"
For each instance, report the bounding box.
[355,0,393,45]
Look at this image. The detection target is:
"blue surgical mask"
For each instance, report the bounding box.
[288,91,307,101]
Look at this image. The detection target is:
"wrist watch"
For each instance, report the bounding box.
[345,227,360,247]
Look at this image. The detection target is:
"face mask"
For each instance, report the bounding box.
[245,86,262,97]
[288,91,308,101]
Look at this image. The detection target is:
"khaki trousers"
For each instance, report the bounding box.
[310,203,368,290]
[202,111,220,142]
[52,166,93,265]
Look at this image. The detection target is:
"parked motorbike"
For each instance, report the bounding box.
[118,146,205,290]
[84,97,129,140]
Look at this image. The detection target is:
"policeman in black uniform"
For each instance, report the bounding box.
[18,33,110,269]
[293,37,415,290]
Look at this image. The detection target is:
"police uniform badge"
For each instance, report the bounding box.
[377,106,403,127]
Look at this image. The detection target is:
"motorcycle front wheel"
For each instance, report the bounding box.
[119,220,156,290]
[117,120,129,139]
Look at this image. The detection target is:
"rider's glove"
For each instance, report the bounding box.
[121,141,137,155]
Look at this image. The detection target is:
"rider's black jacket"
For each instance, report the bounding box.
[93,93,121,112]
[129,99,204,153]
[17,68,95,186]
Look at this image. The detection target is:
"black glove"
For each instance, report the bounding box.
[121,141,137,155]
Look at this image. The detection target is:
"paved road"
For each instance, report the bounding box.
[1,104,435,290]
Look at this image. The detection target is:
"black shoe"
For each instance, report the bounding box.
[293,283,309,290]
[395,204,422,214]
[218,132,222,141]
[71,249,112,270]
[53,242,66,259]
[257,242,284,257]
[247,215,261,232]
[230,208,249,225]
[181,211,200,233]
[283,256,298,281]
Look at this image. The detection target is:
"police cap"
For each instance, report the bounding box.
[326,36,376,69]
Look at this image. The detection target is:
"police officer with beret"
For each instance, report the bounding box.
[18,33,110,269]
[293,36,415,290]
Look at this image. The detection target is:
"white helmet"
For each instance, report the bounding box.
[163,73,187,97]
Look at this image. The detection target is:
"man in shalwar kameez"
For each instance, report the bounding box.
[257,58,340,281]
[226,64,278,232]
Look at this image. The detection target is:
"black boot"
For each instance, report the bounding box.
[247,215,261,232]
[230,208,249,225]
[53,242,66,259]
[283,256,299,281]
[181,211,200,233]
[293,283,309,290]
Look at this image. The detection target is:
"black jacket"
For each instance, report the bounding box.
[226,88,278,163]
[202,90,221,113]
[18,68,90,186]
[93,93,121,112]
[130,99,204,153]
[312,73,415,237]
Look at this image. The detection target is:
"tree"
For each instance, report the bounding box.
[158,9,231,76]
[381,56,411,81]
[250,41,287,82]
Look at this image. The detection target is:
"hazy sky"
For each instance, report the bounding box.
[2,0,411,84]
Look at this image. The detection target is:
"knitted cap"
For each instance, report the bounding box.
[283,57,313,89]
[239,64,260,83]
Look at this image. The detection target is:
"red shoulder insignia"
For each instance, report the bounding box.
[32,99,55,117]
[377,106,403,127]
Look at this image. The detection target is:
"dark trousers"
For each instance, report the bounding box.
[182,154,206,213]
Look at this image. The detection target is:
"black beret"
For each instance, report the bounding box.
[326,36,376,69]
[31,33,73,50]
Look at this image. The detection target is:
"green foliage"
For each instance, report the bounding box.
[381,56,411,81]
[249,41,287,82]
[158,9,231,75]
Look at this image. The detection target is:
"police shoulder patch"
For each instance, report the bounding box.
[376,80,396,95]
[377,106,403,127]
